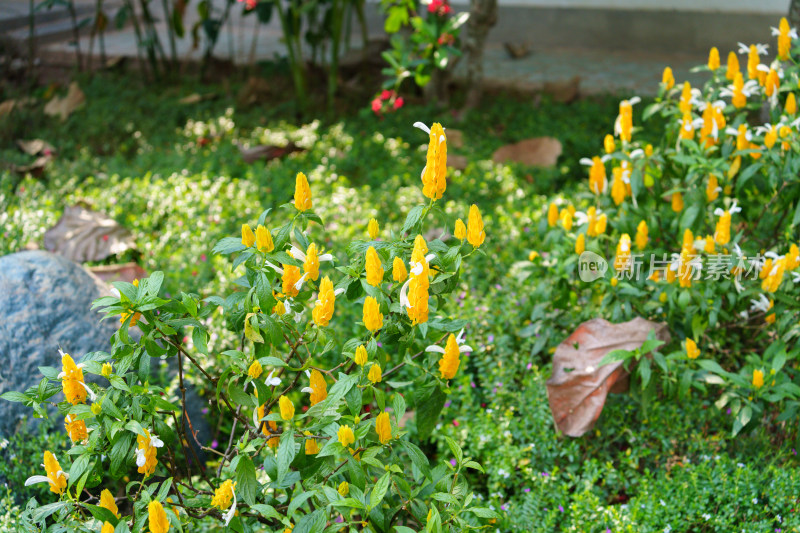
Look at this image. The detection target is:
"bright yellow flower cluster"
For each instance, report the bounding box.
[407,235,430,325]
[211,479,236,510]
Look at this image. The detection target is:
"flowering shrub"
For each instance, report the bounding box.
[540,18,800,434]
[379,0,469,106]
[3,122,497,531]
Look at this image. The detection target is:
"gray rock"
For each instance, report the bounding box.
[0,251,118,437]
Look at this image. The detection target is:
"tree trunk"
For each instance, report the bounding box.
[463,0,497,110]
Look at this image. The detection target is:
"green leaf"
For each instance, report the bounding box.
[416,385,446,440]
[0,391,30,403]
[84,504,119,525]
[370,472,392,510]
[277,431,296,483]
[192,327,208,355]
[598,348,633,367]
[444,437,463,465]
[235,455,258,506]
[293,509,326,533]
[213,237,246,255]
[32,501,72,522]
[402,205,426,235]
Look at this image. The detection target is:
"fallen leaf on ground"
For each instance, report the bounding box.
[179,93,217,105]
[11,156,50,177]
[449,154,468,170]
[44,204,136,262]
[545,317,670,437]
[543,76,581,104]
[236,142,304,164]
[492,137,562,167]
[43,82,85,121]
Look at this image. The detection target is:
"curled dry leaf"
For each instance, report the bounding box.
[17,139,56,156]
[43,82,85,121]
[44,204,136,262]
[545,317,671,437]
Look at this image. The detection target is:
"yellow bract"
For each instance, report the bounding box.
[421,123,447,200]
[708,47,720,70]
[365,246,384,286]
[148,500,170,533]
[256,224,274,253]
[467,204,485,247]
[44,451,67,494]
[100,488,120,518]
[354,345,368,366]
[685,339,700,359]
[62,353,87,405]
[392,256,408,284]
[376,412,392,444]
[368,218,379,240]
[368,364,382,384]
[211,479,236,510]
[279,396,295,420]
[308,370,328,406]
[438,334,461,380]
[753,369,764,388]
[337,424,355,447]
[241,223,255,247]
[454,218,466,240]
[248,360,263,379]
[65,414,87,443]
[294,172,312,211]
[363,296,384,332]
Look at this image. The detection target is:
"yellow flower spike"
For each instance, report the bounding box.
[368,364,382,384]
[681,229,694,252]
[61,352,88,405]
[211,479,237,511]
[765,128,778,149]
[454,218,466,241]
[305,432,320,455]
[685,339,700,359]
[588,156,607,194]
[786,93,797,115]
[136,429,162,478]
[529,251,539,261]
[282,263,302,298]
[731,72,747,108]
[248,360,263,379]
[241,224,255,247]
[354,345,368,366]
[100,489,120,518]
[747,44,760,79]
[559,208,573,231]
[420,122,448,200]
[585,207,598,237]
[614,234,632,272]
[617,100,634,142]
[679,112,695,140]
[594,214,608,236]
[753,369,764,389]
[376,412,392,444]
[708,47,720,70]
[363,296,383,332]
[728,156,742,178]
[368,218,379,240]
[365,246,384,287]
[338,481,350,496]
[706,175,720,202]
[778,17,792,60]
[610,277,618,287]
[303,243,320,282]
[148,500,170,533]
[611,169,626,206]
[273,299,286,316]
[64,414,87,443]
[43,451,67,494]
[714,208,734,246]
[645,144,653,157]
[312,276,336,327]
[467,204,485,247]
[256,224,274,253]
[392,256,408,284]
[661,66,674,90]
[765,299,776,324]
[679,82,692,114]
[307,370,328,406]
[765,69,780,98]
[659,292,668,303]
[438,334,461,380]
[279,396,295,420]
[547,202,559,227]
[294,172,312,211]
[102,522,115,533]
[726,51,740,80]
[101,362,113,378]
[671,191,684,213]
[635,220,648,251]
[406,235,431,326]
[575,233,585,255]
[337,425,355,447]
[604,134,616,154]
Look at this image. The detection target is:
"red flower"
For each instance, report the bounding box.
[239,0,257,9]
[371,98,382,114]
[380,90,392,100]
[393,97,404,110]
[427,0,442,12]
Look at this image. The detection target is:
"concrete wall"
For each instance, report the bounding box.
[453,0,788,14]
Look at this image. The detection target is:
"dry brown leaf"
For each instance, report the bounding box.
[17,139,56,156]
[236,142,304,164]
[11,156,50,177]
[492,137,562,167]
[43,82,85,121]
[44,204,136,262]
[449,154,468,171]
[179,93,217,105]
[88,262,147,284]
[446,129,464,149]
[545,317,670,437]
[0,99,17,119]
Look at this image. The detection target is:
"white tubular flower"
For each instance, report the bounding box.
[772,24,799,38]
[223,490,237,526]
[413,121,431,134]
[738,42,769,55]
[750,293,771,313]
[263,260,283,274]
[628,148,645,159]
[792,271,800,283]
[579,154,611,166]
[265,370,281,387]
[425,329,473,355]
